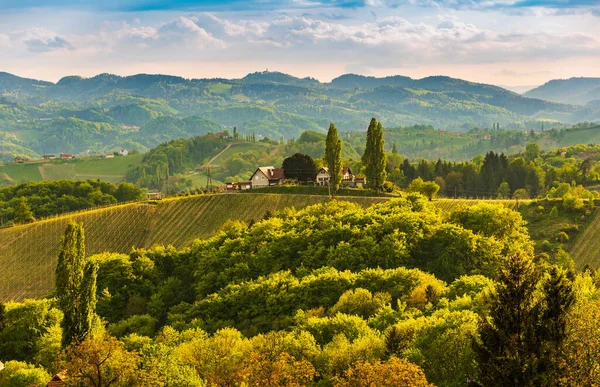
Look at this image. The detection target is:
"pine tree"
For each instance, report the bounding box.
[325,122,343,193]
[363,118,387,191]
[473,254,541,386]
[392,142,398,154]
[13,197,35,224]
[474,255,575,386]
[55,222,98,347]
[538,267,575,386]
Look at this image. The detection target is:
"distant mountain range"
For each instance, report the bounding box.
[525,77,600,105]
[0,70,599,160]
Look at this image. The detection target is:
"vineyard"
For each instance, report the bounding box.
[0,193,391,302]
[569,208,600,269]
[0,194,534,302]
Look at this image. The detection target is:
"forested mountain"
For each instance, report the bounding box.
[1,70,599,161]
[525,77,600,105]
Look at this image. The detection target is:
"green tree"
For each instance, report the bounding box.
[472,254,572,386]
[55,222,98,347]
[496,182,511,198]
[233,126,238,140]
[13,197,34,224]
[538,267,575,386]
[282,153,317,182]
[392,142,398,154]
[524,143,541,162]
[363,118,387,191]
[325,122,343,193]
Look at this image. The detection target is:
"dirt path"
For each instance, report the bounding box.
[37,164,49,180]
[206,143,234,166]
[0,172,13,184]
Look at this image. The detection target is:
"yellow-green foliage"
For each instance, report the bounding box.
[0,194,388,302]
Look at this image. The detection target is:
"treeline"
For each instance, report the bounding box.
[391,143,600,199]
[126,134,225,190]
[0,180,143,226]
[1,197,594,386]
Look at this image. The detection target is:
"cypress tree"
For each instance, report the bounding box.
[363,118,387,190]
[325,122,343,193]
[55,221,98,347]
[392,142,398,154]
[233,126,238,140]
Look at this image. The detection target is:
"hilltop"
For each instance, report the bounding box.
[525,77,600,105]
[2,70,599,162]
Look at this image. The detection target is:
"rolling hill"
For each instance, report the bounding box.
[2,70,599,162]
[3,191,598,303]
[525,77,600,105]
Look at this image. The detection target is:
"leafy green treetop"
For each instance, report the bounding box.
[13,197,35,224]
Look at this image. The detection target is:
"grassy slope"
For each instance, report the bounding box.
[0,193,389,301]
[0,154,144,186]
[3,193,595,302]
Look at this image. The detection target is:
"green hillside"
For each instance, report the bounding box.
[0,193,389,302]
[2,70,599,162]
[2,192,598,303]
[0,154,144,186]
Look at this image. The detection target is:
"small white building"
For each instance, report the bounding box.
[0,360,4,371]
[119,149,129,157]
[316,166,355,186]
[250,166,286,188]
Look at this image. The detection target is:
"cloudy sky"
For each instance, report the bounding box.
[1,0,599,87]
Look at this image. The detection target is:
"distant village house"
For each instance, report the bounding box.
[42,154,56,160]
[250,166,285,188]
[315,166,366,188]
[60,153,74,159]
[119,149,129,156]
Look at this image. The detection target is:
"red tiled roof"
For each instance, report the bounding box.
[256,166,285,181]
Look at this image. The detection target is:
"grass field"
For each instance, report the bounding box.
[0,154,144,186]
[0,194,529,302]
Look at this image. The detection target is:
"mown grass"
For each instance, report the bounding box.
[0,154,144,186]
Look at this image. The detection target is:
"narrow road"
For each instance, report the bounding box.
[205,143,234,167]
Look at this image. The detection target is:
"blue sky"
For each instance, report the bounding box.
[0,0,599,86]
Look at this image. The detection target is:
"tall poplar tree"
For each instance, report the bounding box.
[325,122,343,193]
[55,221,98,347]
[363,118,387,190]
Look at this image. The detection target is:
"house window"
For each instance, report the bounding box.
[261,176,265,180]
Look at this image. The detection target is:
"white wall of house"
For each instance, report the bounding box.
[251,169,271,188]
[316,169,330,186]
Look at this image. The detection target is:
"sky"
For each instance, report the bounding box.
[0,0,599,87]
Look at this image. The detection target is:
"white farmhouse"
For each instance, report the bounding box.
[250,166,286,188]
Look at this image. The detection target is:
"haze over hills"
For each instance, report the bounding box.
[525,77,600,105]
[0,70,599,161]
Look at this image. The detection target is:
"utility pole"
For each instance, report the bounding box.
[206,164,213,192]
